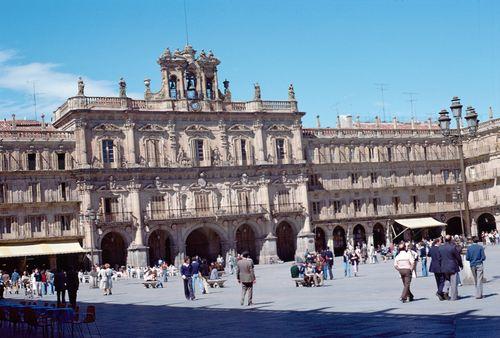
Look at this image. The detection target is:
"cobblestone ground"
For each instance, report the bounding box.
[2,246,500,337]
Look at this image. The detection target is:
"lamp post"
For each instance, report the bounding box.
[437,97,479,238]
[82,208,99,267]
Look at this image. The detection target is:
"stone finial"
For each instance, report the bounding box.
[356,115,361,127]
[77,77,85,96]
[11,114,16,127]
[489,106,494,120]
[428,117,433,130]
[119,78,127,97]
[316,115,321,128]
[41,113,46,129]
[288,84,295,100]
[144,79,151,99]
[392,116,397,129]
[254,83,261,101]
[336,115,341,128]
[375,116,380,127]
[411,117,415,129]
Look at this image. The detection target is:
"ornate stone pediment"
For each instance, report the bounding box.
[267,124,290,132]
[139,124,165,132]
[93,123,121,131]
[228,124,252,132]
[185,124,210,133]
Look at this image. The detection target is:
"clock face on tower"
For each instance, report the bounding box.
[190,101,201,112]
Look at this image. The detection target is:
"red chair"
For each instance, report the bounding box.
[74,305,101,337]
[23,307,52,338]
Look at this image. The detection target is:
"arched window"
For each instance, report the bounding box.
[186,72,197,99]
[169,76,177,99]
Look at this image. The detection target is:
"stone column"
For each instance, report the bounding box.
[292,119,305,163]
[326,227,334,251]
[75,120,89,168]
[471,217,478,237]
[42,148,50,170]
[495,213,500,232]
[257,176,279,264]
[214,69,220,100]
[178,70,186,99]
[127,181,148,267]
[218,120,229,162]
[124,120,137,167]
[253,120,266,164]
[296,176,315,257]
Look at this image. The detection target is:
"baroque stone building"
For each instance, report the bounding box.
[0,45,498,269]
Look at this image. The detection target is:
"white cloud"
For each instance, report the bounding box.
[0,49,142,119]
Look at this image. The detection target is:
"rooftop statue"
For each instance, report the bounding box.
[77,77,85,96]
[288,84,295,100]
[254,83,261,101]
[119,78,127,97]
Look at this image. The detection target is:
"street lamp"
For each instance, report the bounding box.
[437,97,479,238]
[81,208,99,268]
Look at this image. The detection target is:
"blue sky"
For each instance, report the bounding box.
[0,0,498,127]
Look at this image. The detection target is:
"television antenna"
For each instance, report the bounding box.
[374,83,388,122]
[403,92,418,119]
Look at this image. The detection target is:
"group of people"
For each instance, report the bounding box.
[394,235,486,303]
[481,230,499,246]
[0,267,79,307]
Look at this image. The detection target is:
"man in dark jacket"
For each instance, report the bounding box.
[428,238,445,300]
[53,268,67,305]
[439,235,463,301]
[66,268,79,308]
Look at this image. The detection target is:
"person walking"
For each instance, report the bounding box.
[350,249,360,277]
[66,268,79,308]
[325,247,334,280]
[394,243,415,303]
[466,236,486,299]
[190,256,203,296]
[236,251,256,306]
[343,250,351,277]
[419,242,429,277]
[11,269,20,294]
[428,238,445,300]
[181,257,195,300]
[439,235,463,301]
[54,268,67,305]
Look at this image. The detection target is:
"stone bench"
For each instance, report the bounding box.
[207,279,226,288]
[142,281,159,288]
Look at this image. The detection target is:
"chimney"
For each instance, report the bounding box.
[11,114,16,127]
[356,115,361,128]
[411,117,415,129]
[375,116,380,128]
[392,116,397,129]
[316,115,321,128]
[489,106,494,120]
[428,117,432,129]
[345,115,353,128]
[336,115,341,129]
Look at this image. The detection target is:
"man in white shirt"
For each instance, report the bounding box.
[394,243,415,303]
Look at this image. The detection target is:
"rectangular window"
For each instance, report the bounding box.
[0,184,5,203]
[28,215,43,233]
[428,194,436,204]
[311,201,321,215]
[57,153,66,170]
[372,198,379,214]
[370,172,377,184]
[442,170,449,183]
[104,197,119,214]
[423,146,428,160]
[0,216,12,234]
[29,182,39,202]
[353,199,362,212]
[351,173,359,184]
[59,215,71,232]
[151,195,165,214]
[60,182,67,201]
[412,195,418,211]
[237,191,250,211]
[195,193,210,213]
[277,190,290,206]
[387,147,392,162]
[332,200,342,214]
[406,146,412,160]
[240,139,247,164]
[368,147,374,160]
[102,140,114,163]
[27,153,36,170]
[195,140,204,162]
[393,196,400,212]
[348,147,354,162]
[276,139,286,160]
[308,174,320,190]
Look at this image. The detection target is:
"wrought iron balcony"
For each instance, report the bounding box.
[98,212,133,223]
[145,204,266,221]
[271,203,304,215]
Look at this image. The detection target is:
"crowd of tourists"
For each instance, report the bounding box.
[481,230,499,246]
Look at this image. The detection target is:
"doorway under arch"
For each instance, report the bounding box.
[313,227,326,252]
[186,227,222,262]
[373,223,386,249]
[353,224,366,247]
[101,232,127,268]
[332,226,346,256]
[477,213,496,234]
[446,217,464,235]
[236,224,257,263]
[276,222,295,262]
[148,230,173,265]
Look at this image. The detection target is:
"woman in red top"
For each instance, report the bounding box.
[41,270,47,296]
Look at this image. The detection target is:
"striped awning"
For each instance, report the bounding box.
[0,241,85,258]
[394,217,446,229]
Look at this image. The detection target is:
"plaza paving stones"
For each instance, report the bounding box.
[3,246,500,337]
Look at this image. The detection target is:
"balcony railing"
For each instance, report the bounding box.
[271,203,304,214]
[0,223,83,241]
[146,204,266,221]
[98,212,133,223]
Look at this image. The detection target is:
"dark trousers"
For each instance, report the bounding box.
[68,289,77,308]
[328,264,333,280]
[434,273,445,294]
[56,289,66,305]
[241,282,254,305]
[183,277,194,300]
[398,268,413,300]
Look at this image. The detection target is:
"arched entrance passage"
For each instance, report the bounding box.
[333,226,346,256]
[101,232,127,268]
[446,217,464,235]
[186,227,222,262]
[148,230,173,265]
[236,224,257,263]
[313,227,326,252]
[477,213,496,234]
[353,224,366,247]
[276,222,295,262]
[373,223,386,248]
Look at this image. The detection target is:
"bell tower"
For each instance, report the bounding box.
[147,45,221,101]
